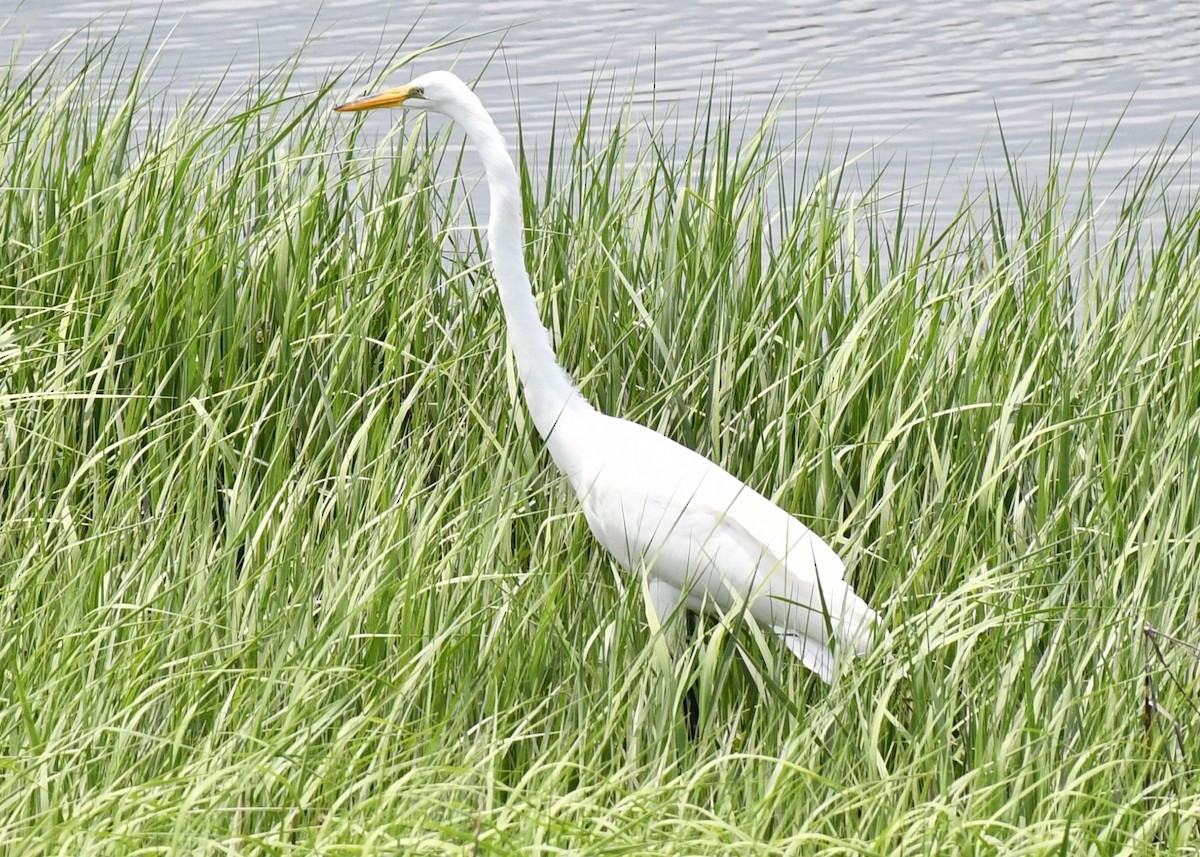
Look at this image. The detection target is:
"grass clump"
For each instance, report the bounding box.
[2,37,1199,855]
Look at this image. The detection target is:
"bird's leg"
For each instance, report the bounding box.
[642,576,701,739]
[683,611,700,740]
[642,576,684,669]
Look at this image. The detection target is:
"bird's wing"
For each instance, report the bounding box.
[585,418,846,581]
[578,421,878,675]
[671,486,870,644]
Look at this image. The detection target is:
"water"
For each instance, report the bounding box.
[4,0,1199,215]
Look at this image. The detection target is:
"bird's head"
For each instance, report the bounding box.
[334,70,475,117]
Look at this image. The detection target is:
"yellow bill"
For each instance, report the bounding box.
[334,85,421,113]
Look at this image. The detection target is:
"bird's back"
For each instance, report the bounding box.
[569,412,879,681]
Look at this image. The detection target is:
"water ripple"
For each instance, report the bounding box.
[4,0,1198,214]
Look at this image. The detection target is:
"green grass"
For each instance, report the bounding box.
[3,37,1200,855]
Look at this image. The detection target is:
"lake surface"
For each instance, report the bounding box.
[5,0,1199,216]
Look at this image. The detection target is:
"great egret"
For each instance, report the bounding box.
[336,71,882,683]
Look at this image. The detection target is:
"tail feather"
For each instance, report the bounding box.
[782,633,834,683]
[779,593,883,684]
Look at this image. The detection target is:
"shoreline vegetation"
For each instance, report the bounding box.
[3,39,1199,854]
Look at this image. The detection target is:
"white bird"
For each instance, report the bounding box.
[336,71,882,683]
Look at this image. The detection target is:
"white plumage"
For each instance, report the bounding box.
[337,70,882,682]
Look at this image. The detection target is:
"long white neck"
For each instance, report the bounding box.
[446,95,594,462]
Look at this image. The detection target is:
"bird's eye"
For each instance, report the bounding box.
[410,86,425,99]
